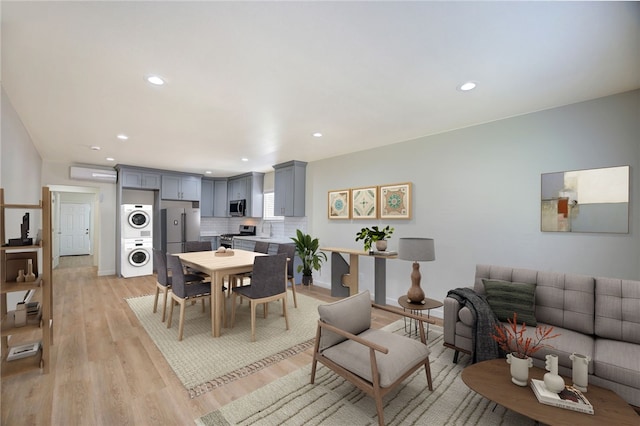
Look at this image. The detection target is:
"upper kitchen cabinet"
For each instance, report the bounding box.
[201,178,228,217]
[213,178,228,217]
[201,179,214,216]
[116,166,161,190]
[161,174,201,201]
[273,160,307,216]
[228,172,264,217]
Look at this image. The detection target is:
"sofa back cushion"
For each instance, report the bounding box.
[475,265,595,335]
[482,279,537,326]
[595,278,640,344]
[318,290,372,351]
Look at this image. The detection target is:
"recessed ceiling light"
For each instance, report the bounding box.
[90,146,101,151]
[458,81,477,91]
[117,134,129,140]
[313,132,323,138]
[241,158,249,162]
[105,157,115,162]
[145,74,166,86]
[205,171,212,174]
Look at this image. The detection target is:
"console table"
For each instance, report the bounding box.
[320,247,397,304]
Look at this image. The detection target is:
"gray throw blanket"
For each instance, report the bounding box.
[447,287,500,363]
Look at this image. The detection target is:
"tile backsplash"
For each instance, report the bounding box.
[200,216,307,239]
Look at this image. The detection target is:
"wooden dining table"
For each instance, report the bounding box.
[176,249,266,337]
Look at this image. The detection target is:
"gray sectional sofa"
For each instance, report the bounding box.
[443,264,640,407]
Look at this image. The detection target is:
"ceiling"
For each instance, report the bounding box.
[2,1,639,178]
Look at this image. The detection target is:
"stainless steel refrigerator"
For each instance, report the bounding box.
[160,207,201,254]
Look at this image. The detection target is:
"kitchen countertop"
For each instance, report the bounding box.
[200,232,221,237]
[233,235,294,245]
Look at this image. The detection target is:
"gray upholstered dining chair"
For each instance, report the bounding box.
[184,240,213,252]
[166,254,225,341]
[311,290,434,426]
[229,240,271,294]
[277,243,297,308]
[184,240,213,278]
[230,253,289,342]
[153,248,205,322]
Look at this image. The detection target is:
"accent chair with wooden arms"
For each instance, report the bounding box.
[311,290,434,426]
[230,253,289,342]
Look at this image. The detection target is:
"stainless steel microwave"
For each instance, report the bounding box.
[229,199,246,217]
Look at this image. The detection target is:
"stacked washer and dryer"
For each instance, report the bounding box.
[120,204,153,278]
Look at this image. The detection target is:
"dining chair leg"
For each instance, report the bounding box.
[178,300,186,341]
[250,300,257,342]
[161,288,170,322]
[167,295,175,329]
[230,293,238,328]
[153,285,160,313]
[282,297,289,331]
[289,277,298,308]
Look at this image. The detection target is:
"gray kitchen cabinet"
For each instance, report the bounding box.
[232,238,255,251]
[273,160,307,216]
[119,168,161,189]
[161,174,201,201]
[199,235,218,249]
[227,172,264,217]
[202,178,228,217]
[201,179,214,216]
[213,178,228,217]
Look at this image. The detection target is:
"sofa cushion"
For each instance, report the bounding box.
[318,290,371,351]
[593,339,640,389]
[483,279,537,326]
[322,328,430,388]
[534,271,595,335]
[595,278,640,344]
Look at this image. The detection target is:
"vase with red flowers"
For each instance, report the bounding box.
[492,312,560,386]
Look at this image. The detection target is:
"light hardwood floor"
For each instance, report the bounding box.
[1,263,407,425]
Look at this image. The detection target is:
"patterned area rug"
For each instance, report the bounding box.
[196,322,535,425]
[126,291,322,398]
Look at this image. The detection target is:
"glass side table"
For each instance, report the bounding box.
[397,296,443,338]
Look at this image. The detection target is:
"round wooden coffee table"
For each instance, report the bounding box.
[461,358,638,425]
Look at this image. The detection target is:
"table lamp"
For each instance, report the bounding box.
[398,237,435,304]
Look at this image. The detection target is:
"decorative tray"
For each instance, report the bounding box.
[214,250,234,257]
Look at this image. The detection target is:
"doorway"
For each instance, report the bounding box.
[49,185,100,270]
[59,203,91,256]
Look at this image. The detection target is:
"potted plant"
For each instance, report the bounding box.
[492,312,559,386]
[355,225,394,253]
[290,229,327,285]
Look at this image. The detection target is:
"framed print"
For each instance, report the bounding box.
[351,186,378,219]
[379,182,412,219]
[328,189,351,219]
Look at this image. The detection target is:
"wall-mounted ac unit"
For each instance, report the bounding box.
[70,166,117,183]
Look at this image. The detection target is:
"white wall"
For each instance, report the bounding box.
[307,90,640,310]
[1,88,44,309]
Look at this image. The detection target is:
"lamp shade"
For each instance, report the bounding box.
[398,238,435,262]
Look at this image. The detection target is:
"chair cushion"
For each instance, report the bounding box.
[322,328,430,388]
[483,279,537,326]
[318,291,371,351]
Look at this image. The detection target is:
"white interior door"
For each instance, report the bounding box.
[60,203,91,256]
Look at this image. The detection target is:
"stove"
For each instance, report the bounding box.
[219,225,256,248]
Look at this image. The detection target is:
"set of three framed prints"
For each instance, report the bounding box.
[328,182,412,220]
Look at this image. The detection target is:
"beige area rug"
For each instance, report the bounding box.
[126,291,322,398]
[196,322,534,425]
